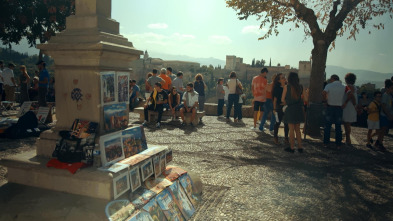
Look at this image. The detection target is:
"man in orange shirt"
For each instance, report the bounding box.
[251,68,268,129]
[159,68,172,93]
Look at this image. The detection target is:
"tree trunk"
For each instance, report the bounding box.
[306,39,329,137]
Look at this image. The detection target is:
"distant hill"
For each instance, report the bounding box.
[326,65,392,89]
[149,51,226,67]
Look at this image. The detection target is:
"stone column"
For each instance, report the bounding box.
[36,0,142,157]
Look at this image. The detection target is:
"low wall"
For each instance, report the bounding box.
[204,103,254,118]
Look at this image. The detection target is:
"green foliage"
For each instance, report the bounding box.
[0,0,75,47]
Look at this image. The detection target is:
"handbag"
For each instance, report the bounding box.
[235,79,243,95]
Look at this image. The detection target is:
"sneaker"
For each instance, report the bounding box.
[155,122,161,128]
[142,120,148,126]
[251,127,257,130]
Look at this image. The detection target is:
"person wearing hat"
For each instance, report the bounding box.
[2,62,17,102]
[36,60,49,107]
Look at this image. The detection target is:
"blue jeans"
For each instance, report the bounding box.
[259,98,275,131]
[217,99,224,116]
[324,106,343,145]
[226,94,240,119]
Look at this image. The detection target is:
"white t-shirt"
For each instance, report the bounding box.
[223,85,229,101]
[324,81,345,106]
[2,68,14,86]
[182,90,199,108]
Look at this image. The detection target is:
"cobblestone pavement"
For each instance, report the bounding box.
[1,112,393,220]
[131,113,393,220]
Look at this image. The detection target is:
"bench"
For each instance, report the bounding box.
[134,107,205,125]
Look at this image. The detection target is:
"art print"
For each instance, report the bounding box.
[141,159,154,181]
[101,72,116,105]
[104,103,128,132]
[153,155,161,178]
[163,166,187,182]
[159,153,166,174]
[165,149,173,165]
[156,189,185,221]
[17,101,33,117]
[113,171,130,199]
[144,177,172,194]
[122,126,148,158]
[126,210,154,221]
[117,72,129,103]
[129,166,141,192]
[142,198,167,221]
[168,181,195,220]
[130,188,157,208]
[36,106,50,123]
[178,174,202,207]
[100,131,124,166]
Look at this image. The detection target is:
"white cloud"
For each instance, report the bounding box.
[172,33,196,41]
[241,25,266,35]
[208,35,232,45]
[147,23,168,29]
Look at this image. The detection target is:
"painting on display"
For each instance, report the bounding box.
[178,173,202,207]
[126,210,154,221]
[122,126,148,158]
[156,189,185,221]
[159,153,166,174]
[104,103,128,132]
[117,72,129,103]
[153,155,161,179]
[100,131,124,166]
[36,106,50,123]
[101,72,116,105]
[168,181,196,220]
[130,188,157,209]
[140,159,154,182]
[70,119,98,139]
[17,101,33,117]
[129,166,141,192]
[113,171,130,199]
[142,197,167,221]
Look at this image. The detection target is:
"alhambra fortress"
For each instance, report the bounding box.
[130,51,312,87]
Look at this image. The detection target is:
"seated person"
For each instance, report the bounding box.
[28,76,39,101]
[180,82,199,126]
[168,86,181,120]
[129,79,140,111]
[142,82,168,128]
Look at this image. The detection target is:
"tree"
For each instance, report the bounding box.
[227,0,393,135]
[0,0,75,53]
[255,60,261,67]
[261,59,266,67]
[252,58,256,67]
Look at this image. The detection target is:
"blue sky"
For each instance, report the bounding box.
[112,0,393,73]
[4,0,393,74]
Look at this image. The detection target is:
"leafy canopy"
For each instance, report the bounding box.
[0,0,75,48]
[226,0,393,47]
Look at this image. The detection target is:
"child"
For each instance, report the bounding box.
[366,91,382,149]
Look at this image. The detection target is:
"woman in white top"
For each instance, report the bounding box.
[342,73,358,145]
[226,71,243,123]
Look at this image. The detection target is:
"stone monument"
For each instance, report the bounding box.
[0,0,143,199]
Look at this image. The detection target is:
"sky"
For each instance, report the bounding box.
[4,0,393,74]
[111,0,393,73]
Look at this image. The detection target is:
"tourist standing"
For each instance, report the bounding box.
[19,65,30,103]
[342,73,358,146]
[366,91,382,149]
[260,74,276,132]
[145,72,153,99]
[194,73,206,112]
[2,63,17,102]
[129,79,140,111]
[159,68,171,93]
[251,68,268,129]
[216,78,225,117]
[36,60,49,107]
[376,80,393,151]
[172,71,184,99]
[322,75,346,148]
[226,71,243,123]
[167,67,177,81]
[146,69,164,94]
[273,73,289,145]
[0,60,4,101]
[282,72,304,153]
[142,82,168,128]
